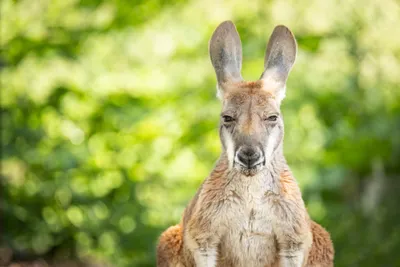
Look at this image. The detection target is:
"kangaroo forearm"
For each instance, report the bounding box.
[275,208,312,267]
[186,237,218,267]
[184,225,219,267]
[193,246,218,267]
[279,247,307,267]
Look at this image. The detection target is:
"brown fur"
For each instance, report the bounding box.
[224,81,274,100]
[157,21,334,267]
[157,225,184,267]
[157,158,334,267]
[157,221,334,267]
[307,222,335,267]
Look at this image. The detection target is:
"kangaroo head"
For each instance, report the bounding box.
[209,21,297,176]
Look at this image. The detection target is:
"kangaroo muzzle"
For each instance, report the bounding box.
[235,146,264,169]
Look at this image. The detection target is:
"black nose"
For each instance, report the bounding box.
[237,147,261,168]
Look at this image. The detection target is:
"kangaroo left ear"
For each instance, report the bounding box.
[209,21,243,98]
[260,25,297,103]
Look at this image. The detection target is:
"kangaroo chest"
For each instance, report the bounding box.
[217,176,280,267]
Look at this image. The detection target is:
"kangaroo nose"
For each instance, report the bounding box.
[237,147,261,168]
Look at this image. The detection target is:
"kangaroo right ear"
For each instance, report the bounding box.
[209,21,243,95]
[260,25,297,103]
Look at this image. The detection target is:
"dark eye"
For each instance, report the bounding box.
[265,115,278,122]
[223,115,234,123]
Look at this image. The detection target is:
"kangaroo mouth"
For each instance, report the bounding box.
[234,161,264,176]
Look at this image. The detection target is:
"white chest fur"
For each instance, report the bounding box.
[217,172,280,267]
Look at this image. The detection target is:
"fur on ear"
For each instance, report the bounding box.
[209,21,243,97]
[260,25,297,103]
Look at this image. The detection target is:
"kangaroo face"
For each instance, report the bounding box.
[219,81,284,176]
[209,21,297,176]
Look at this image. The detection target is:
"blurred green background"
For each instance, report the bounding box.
[1,0,400,266]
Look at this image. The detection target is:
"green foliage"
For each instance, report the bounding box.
[1,0,400,266]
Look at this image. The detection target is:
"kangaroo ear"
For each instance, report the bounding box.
[209,21,243,95]
[260,25,297,102]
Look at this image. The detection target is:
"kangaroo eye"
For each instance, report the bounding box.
[266,115,278,122]
[223,115,234,123]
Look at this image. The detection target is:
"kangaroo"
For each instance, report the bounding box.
[157,21,334,267]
